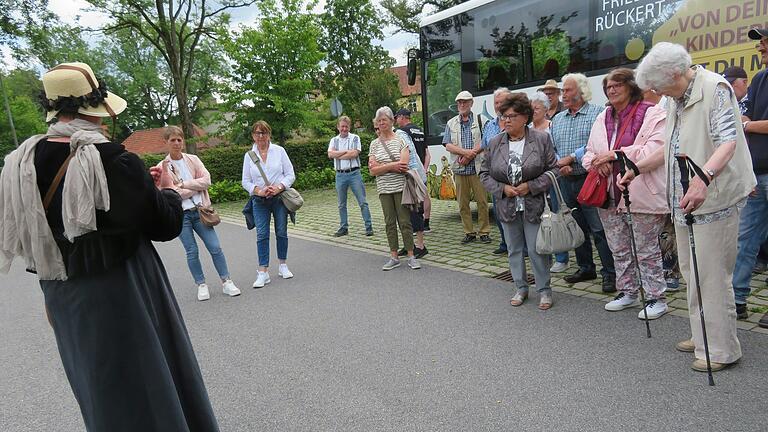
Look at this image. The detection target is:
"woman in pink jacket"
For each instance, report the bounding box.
[582,68,668,320]
[158,126,241,301]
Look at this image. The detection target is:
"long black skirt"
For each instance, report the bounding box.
[41,240,219,432]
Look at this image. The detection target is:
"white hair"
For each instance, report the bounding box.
[530,91,551,110]
[562,73,592,102]
[493,87,511,97]
[636,42,692,90]
[374,106,394,122]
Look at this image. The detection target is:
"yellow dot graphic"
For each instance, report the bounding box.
[625,38,645,61]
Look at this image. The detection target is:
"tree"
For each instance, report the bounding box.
[351,69,401,129]
[87,0,254,152]
[380,0,465,34]
[0,0,52,48]
[321,0,397,125]
[222,0,324,144]
[0,70,46,164]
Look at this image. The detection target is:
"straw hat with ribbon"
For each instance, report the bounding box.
[41,62,127,122]
[537,79,561,92]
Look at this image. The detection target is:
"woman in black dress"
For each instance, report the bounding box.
[0,62,219,431]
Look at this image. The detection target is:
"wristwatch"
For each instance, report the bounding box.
[704,168,715,181]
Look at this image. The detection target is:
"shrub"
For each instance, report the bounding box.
[208,179,249,204]
[140,153,165,169]
[293,167,336,190]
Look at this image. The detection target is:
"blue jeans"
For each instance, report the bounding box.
[251,196,289,267]
[178,209,230,284]
[549,185,569,264]
[557,175,615,277]
[336,170,372,230]
[491,195,507,251]
[733,174,768,304]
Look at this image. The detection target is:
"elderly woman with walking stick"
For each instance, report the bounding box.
[582,68,668,320]
[619,43,755,374]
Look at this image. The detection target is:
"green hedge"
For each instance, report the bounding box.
[140,134,376,200]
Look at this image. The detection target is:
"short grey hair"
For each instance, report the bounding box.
[374,106,394,122]
[493,87,511,97]
[530,91,551,110]
[562,72,592,102]
[636,42,692,91]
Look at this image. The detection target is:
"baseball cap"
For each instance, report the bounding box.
[455,90,473,101]
[749,27,768,40]
[722,66,747,82]
[394,108,412,118]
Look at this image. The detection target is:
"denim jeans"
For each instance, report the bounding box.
[336,170,372,230]
[250,196,289,267]
[178,209,230,284]
[557,175,615,277]
[733,174,768,304]
[548,185,569,264]
[491,195,507,251]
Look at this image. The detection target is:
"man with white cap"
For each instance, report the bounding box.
[443,90,491,244]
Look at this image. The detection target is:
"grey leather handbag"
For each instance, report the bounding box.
[535,171,585,254]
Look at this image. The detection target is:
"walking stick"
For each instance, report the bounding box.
[675,154,715,386]
[615,151,651,338]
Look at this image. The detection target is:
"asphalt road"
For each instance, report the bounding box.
[1,221,767,431]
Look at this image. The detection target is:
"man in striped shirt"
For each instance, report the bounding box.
[551,73,616,293]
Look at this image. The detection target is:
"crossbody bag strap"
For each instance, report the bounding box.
[248,150,271,186]
[43,153,74,212]
[380,138,400,163]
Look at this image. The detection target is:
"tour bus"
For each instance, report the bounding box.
[412,0,768,170]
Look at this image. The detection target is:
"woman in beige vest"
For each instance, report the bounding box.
[620,42,755,373]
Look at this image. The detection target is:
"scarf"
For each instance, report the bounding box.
[0,119,110,280]
[605,101,652,206]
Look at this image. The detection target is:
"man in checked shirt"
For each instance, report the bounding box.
[550,73,617,293]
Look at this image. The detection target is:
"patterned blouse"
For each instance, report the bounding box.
[667,67,744,226]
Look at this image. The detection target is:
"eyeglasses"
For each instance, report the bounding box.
[605,82,626,92]
[253,131,269,136]
[500,113,522,121]
[374,127,379,131]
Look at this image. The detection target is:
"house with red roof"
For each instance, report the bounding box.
[122,124,223,155]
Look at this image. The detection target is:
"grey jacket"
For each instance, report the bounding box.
[479,127,559,224]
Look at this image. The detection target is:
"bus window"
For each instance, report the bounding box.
[424,53,461,139]
[462,0,590,93]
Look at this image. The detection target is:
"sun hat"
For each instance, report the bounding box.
[538,79,561,91]
[41,62,127,122]
[455,90,473,101]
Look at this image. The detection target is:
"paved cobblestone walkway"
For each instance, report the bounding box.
[217,185,768,333]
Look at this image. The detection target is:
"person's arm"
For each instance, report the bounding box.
[179,155,211,191]
[523,135,560,196]
[327,139,342,159]
[478,139,504,200]
[241,153,261,196]
[443,125,470,157]
[423,145,431,170]
[279,148,296,189]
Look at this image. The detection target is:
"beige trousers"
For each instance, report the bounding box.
[675,213,742,364]
[455,174,490,235]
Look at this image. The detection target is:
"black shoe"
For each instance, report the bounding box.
[423,222,432,233]
[564,270,598,284]
[365,228,374,236]
[736,303,748,320]
[397,248,407,257]
[759,312,768,329]
[492,247,508,255]
[461,234,477,244]
[334,228,348,237]
[415,246,429,259]
[602,274,617,293]
[479,234,492,244]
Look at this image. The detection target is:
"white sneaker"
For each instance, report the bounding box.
[278,264,293,279]
[638,299,668,320]
[550,261,568,273]
[605,292,638,311]
[222,279,241,297]
[252,271,271,288]
[197,283,210,301]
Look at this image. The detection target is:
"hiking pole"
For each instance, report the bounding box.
[675,154,715,386]
[615,151,651,338]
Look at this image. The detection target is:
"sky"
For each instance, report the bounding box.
[32,0,419,67]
